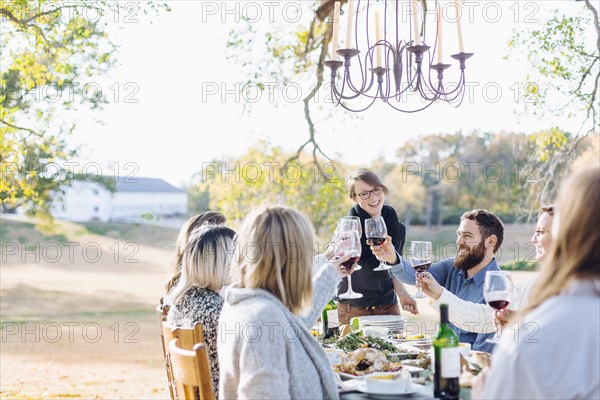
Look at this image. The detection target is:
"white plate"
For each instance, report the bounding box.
[337,366,424,380]
[359,315,406,325]
[344,379,427,398]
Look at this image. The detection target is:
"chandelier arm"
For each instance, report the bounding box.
[346,48,378,94]
[385,96,438,113]
[335,91,380,112]
[437,70,467,99]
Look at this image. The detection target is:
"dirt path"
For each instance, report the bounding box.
[1,216,171,399]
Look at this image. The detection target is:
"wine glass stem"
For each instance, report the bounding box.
[347,274,354,293]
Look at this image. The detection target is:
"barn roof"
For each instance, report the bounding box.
[115,177,184,193]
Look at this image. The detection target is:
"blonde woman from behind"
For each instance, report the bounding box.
[218,204,355,400]
[475,167,600,399]
[165,224,235,399]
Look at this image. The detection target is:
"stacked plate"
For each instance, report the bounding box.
[358,315,406,334]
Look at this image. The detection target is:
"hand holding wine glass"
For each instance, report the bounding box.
[365,216,390,271]
[335,217,362,271]
[409,241,433,299]
[483,271,513,343]
[335,230,363,299]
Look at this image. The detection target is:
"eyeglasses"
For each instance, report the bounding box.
[355,187,383,200]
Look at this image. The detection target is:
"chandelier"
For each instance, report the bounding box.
[323,0,474,112]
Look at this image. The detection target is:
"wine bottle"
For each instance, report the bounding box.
[321,307,329,339]
[433,304,460,400]
[321,299,337,339]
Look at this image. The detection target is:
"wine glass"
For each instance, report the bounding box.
[337,216,362,238]
[409,241,433,299]
[483,271,513,343]
[335,230,363,300]
[365,217,390,271]
[335,217,362,270]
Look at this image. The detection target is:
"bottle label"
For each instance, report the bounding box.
[440,347,460,378]
[327,310,339,327]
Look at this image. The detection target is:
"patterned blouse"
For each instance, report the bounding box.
[167,286,223,399]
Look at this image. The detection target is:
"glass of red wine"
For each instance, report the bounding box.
[335,230,363,300]
[409,241,433,299]
[483,271,513,343]
[336,217,362,271]
[365,217,390,271]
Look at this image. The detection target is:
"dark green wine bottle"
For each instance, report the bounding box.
[433,304,460,400]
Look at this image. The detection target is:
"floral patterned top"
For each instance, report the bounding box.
[167,286,223,399]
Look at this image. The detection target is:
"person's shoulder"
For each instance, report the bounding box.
[223,293,287,324]
[436,258,455,268]
[187,286,223,306]
[383,204,399,216]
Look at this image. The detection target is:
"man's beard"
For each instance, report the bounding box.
[455,241,486,271]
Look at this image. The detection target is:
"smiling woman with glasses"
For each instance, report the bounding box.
[334,168,418,326]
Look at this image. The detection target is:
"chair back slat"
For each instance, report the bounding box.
[162,321,211,399]
[169,339,215,400]
[163,322,205,350]
[156,301,175,400]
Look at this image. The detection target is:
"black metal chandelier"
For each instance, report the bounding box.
[323,0,474,113]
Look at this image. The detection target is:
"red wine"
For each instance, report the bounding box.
[413,262,432,273]
[341,256,360,268]
[366,237,385,246]
[488,300,510,311]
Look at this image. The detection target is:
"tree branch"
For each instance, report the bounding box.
[0,119,40,137]
[584,0,600,54]
[285,17,334,176]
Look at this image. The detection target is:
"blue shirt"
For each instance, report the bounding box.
[391,257,500,353]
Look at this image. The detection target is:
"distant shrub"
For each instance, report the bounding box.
[501,260,539,271]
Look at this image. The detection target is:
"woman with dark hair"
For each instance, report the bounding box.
[336,168,417,325]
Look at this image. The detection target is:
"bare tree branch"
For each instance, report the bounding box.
[284,16,334,177]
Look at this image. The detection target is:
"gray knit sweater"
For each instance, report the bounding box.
[218,262,341,399]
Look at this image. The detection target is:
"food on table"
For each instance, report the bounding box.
[414,352,431,370]
[335,332,397,353]
[333,348,404,376]
[391,333,425,340]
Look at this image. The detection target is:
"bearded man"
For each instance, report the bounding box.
[373,209,504,352]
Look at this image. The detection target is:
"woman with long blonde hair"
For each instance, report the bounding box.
[218,204,355,399]
[164,211,226,296]
[476,167,600,399]
[165,224,235,399]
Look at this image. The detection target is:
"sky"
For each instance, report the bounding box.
[67,0,591,187]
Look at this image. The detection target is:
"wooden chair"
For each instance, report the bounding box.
[168,338,215,400]
[162,321,209,399]
[156,300,174,400]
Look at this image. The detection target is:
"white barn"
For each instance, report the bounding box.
[52,177,188,222]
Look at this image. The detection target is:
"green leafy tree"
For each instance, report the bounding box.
[508,0,599,135]
[192,142,350,239]
[0,0,168,221]
[508,0,599,212]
